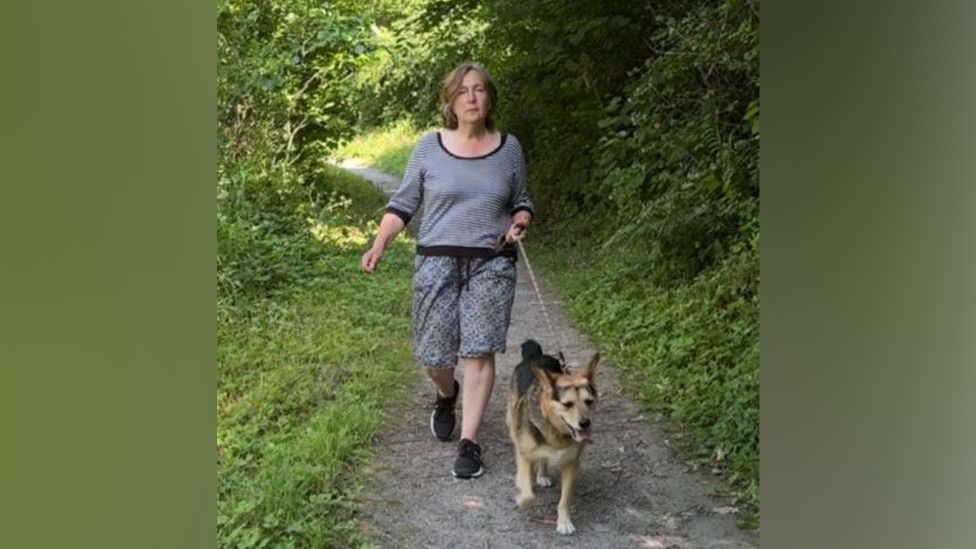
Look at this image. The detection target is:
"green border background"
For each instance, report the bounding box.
[2,1,975,547]
[1,3,214,548]
[762,1,976,547]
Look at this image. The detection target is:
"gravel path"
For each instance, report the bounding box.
[347,163,758,548]
[334,158,402,195]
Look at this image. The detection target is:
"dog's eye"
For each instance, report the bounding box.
[584,399,594,406]
[561,401,574,408]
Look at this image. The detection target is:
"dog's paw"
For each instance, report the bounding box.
[515,493,535,509]
[535,475,552,487]
[556,520,576,535]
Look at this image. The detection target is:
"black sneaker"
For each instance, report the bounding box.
[452,438,484,479]
[430,379,459,441]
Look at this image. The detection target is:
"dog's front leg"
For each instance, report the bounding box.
[555,461,578,535]
[514,449,535,508]
[534,460,551,487]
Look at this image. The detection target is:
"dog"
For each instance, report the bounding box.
[505,339,599,535]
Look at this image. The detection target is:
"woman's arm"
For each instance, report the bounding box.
[361,212,407,273]
[362,134,432,273]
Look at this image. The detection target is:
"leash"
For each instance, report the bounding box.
[504,237,569,373]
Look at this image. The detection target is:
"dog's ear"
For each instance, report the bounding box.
[583,352,600,381]
[531,361,557,389]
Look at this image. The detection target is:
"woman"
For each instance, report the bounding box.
[361,62,533,479]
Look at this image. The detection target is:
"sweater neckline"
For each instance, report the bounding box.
[436,131,507,160]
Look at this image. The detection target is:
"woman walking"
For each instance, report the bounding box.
[361,62,533,478]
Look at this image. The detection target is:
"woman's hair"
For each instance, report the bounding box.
[439,62,498,130]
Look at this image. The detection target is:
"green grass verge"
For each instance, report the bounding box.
[334,120,422,178]
[217,168,416,548]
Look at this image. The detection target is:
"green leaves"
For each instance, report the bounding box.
[744,98,760,134]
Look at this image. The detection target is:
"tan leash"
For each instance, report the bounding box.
[497,233,569,373]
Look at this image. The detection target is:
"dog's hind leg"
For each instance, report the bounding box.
[514,448,535,509]
[534,460,552,487]
[555,461,579,535]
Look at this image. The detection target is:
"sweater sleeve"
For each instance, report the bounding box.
[507,135,534,217]
[385,134,431,224]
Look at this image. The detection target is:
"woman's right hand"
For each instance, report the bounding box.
[361,245,385,274]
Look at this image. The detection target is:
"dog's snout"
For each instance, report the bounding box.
[578,419,591,429]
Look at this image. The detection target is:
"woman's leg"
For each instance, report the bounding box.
[427,366,457,397]
[459,355,495,442]
[428,365,459,441]
[413,256,462,441]
[456,256,515,444]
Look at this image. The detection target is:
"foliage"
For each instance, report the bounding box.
[349,0,493,129]
[217,160,387,298]
[593,0,759,286]
[218,0,373,165]
[217,0,388,298]
[217,2,420,546]
[217,233,415,547]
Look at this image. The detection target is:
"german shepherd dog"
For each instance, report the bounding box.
[505,339,599,535]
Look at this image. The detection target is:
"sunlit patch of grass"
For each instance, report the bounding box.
[307,221,372,249]
[335,120,426,178]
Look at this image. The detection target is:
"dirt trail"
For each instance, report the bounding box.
[348,164,758,548]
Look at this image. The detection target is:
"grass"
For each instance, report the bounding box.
[334,120,422,178]
[217,167,417,548]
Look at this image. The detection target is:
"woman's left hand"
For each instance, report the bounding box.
[505,221,528,244]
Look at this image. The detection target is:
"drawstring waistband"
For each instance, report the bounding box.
[455,257,473,291]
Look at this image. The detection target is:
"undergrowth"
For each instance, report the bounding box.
[217,165,416,547]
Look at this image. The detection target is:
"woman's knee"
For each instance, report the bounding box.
[462,354,495,370]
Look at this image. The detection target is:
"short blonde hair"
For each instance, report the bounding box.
[439,62,498,130]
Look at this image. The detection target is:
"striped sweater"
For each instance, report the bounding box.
[385,131,534,257]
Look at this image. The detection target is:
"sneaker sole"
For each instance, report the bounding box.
[429,380,459,441]
[452,466,484,479]
[429,409,454,441]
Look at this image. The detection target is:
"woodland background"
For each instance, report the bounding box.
[217,0,758,545]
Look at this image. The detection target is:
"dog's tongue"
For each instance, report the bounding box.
[573,428,592,444]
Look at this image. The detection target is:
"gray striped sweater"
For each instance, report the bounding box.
[385,131,534,257]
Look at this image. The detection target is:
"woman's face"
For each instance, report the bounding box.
[452,70,490,127]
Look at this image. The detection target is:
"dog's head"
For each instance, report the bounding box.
[532,352,600,443]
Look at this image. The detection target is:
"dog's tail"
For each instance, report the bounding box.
[521,339,543,360]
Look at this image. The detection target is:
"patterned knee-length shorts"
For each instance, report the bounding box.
[412,255,517,368]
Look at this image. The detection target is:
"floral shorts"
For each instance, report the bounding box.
[412,255,517,368]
